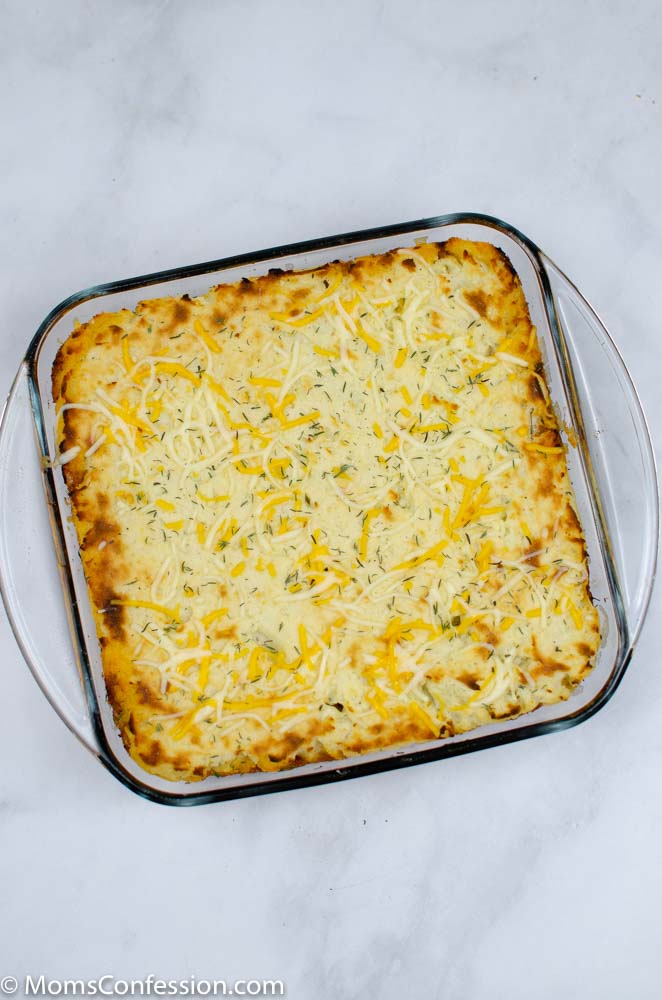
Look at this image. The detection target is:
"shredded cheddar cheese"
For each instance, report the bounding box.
[53,236,600,782]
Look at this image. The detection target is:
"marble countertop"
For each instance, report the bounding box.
[1,2,660,997]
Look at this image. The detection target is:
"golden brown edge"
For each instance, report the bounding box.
[52,238,601,782]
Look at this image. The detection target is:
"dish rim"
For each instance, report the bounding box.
[4,210,658,805]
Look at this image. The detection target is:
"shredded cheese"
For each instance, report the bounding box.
[54,237,599,781]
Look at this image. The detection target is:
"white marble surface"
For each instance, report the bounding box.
[1,1,661,997]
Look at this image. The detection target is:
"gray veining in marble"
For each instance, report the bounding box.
[1,1,660,998]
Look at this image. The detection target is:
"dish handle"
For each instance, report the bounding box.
[0,364,99,755]
[542,256,659,647]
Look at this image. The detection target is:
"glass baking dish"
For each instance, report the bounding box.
[0,213,657,805]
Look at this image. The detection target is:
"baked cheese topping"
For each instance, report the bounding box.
[52,239,600,781]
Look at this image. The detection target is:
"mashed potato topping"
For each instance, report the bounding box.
[52,239,600,781]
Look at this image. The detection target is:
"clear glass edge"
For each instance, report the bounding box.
[0,365,100,754]
[4,210,657,806]
[539,252,659,645]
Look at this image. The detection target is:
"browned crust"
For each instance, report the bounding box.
[52,237,601,782]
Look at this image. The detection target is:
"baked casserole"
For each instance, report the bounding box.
[52,238,600,781]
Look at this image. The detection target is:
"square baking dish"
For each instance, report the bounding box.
[0,213,657,804]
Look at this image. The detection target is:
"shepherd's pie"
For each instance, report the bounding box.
[52,239,600,781]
